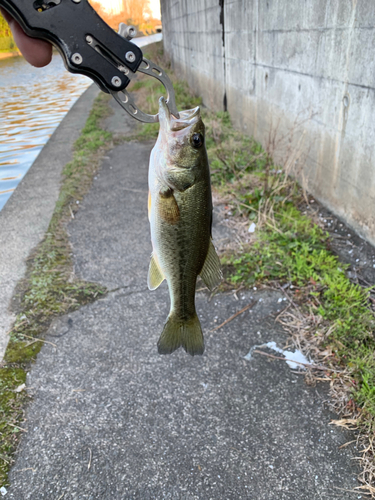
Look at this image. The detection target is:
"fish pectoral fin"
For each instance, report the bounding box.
[158,188,180,224]
[147,254,166,290]
[199,239,223,291]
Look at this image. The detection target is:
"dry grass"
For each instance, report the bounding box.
[210,115,375,496]
[129,43,375,495]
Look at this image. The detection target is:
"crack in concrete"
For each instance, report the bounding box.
[219,0,227,112]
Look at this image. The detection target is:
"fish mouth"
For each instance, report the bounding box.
[159,96,200,131]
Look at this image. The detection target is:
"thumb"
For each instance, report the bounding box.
[1,8,52,67]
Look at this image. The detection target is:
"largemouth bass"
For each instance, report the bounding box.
[148,97,222,356]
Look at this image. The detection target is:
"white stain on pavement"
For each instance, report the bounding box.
[244,341,311,370]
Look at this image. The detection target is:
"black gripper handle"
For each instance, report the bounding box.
[0,0,143,93]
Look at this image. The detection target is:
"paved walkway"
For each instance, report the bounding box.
[5,98,360,499]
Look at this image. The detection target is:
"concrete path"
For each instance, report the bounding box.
[5,100,360,499]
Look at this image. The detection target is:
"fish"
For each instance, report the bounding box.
[147,96,222,356]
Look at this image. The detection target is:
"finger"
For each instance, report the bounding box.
[0,8,52,67]
[10,21,53,67]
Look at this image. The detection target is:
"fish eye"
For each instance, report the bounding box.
[191,133,204,149]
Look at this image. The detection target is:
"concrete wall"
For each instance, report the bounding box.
[160,0,375,246]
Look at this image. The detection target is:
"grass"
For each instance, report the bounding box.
[0,33,16,53]
[188,99,375,428]
[211,115,375,420]
[131,46,375,418]
[0,92,112,487]
[208,112,375,396]
[202,110,375,494]
[129,44,375,492]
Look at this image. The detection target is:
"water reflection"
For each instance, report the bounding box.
[0,54,91,211]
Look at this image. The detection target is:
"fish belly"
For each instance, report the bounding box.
[151,182,210,317]
[150,182,211,355]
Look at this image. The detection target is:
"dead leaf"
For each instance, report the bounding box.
[329,418,358,430]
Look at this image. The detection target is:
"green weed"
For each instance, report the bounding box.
[0,369,28,477]
[120,43,375,434]
[126,46,375,426]
[204,108,375,430]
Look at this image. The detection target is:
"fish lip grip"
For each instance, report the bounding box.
[0,0,179,122]
[113,57,180,123]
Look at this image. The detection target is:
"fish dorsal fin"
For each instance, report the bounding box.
[148,253,166,290]
[199,240,223,291]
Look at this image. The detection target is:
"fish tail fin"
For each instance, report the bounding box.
[157,314,204,356]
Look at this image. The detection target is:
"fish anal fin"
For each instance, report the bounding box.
[158,188,180,224]
[199,239,223,291]
[148,253,165,290]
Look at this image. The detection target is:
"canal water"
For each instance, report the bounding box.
[0,54,91,211]
[0,33,162,212]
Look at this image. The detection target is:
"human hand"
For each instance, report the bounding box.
[0,8,52,67]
